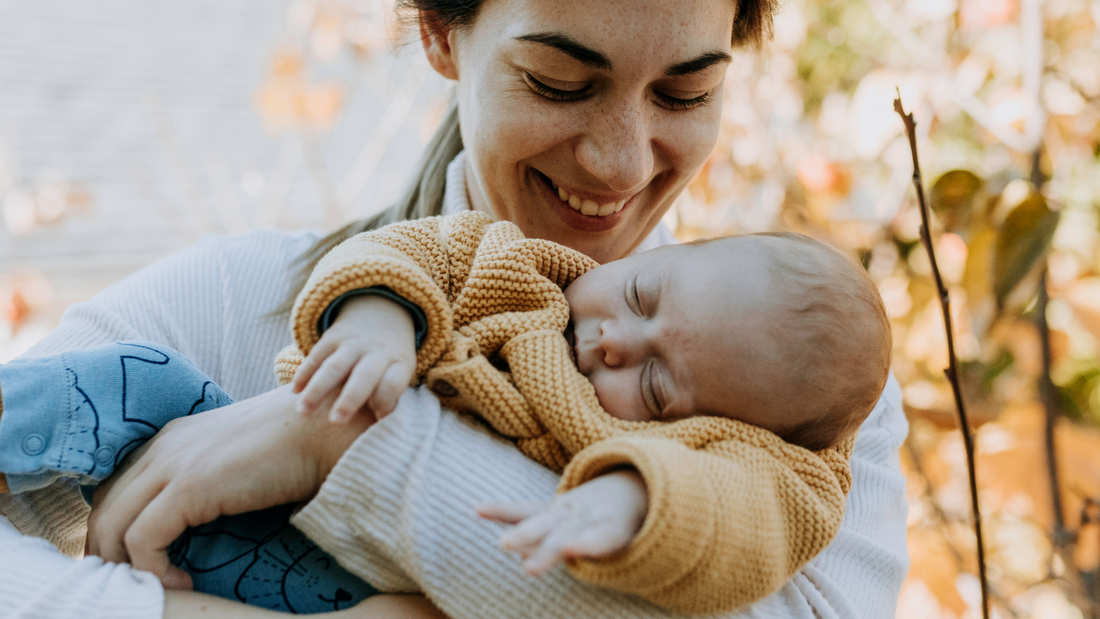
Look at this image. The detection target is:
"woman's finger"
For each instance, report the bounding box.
[299,347,360,412]
[86,445,162,562]
[292,338,338,393]
[124,482,216,588]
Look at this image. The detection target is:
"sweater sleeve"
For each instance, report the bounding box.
[557,432,853,614]
[280,214,487,382]
[292,376,910,619]
[0,515,165,619]
[1,229,310,554]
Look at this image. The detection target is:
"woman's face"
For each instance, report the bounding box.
[433,0,735,264]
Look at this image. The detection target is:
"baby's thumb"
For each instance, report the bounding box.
[564,527,632,560]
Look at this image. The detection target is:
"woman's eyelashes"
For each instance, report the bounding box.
[655,89,713,111]
[523,73,589,101]
[523,72,716,111]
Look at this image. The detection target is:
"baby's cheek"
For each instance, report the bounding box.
[589,369,649,422]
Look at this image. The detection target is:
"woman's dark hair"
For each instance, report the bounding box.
[276,0,778,314]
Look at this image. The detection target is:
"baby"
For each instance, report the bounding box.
[275,210,891,613]
[0,211,890,615]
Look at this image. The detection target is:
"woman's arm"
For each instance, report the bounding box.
[165,593,445,619]
[0,513,439,619]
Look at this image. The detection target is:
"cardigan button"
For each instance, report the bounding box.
[431,380,458,398]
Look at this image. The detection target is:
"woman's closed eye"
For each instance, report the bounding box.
[523,72,590,102]
[654,89,714,111]
[525,72,716,111]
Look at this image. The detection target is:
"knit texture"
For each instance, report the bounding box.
[276,211,856,614]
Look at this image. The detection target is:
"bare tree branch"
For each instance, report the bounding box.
[894,93,990,619]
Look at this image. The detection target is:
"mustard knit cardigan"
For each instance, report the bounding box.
[274,211,854,615]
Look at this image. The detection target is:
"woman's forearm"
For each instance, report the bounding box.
[164,592,445,619]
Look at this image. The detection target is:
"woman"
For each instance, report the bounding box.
[0,0,910,617]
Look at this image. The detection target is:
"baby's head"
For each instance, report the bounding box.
[563,232,891,451]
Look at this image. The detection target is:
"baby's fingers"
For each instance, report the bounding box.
[476,501,548,526]
[367,362,413,421]
[292,339,338,394]
[561,524,633,560]
[298,347,360,414]
[498,506,562,553]
[329,355,390,423]
[521,523,583,576]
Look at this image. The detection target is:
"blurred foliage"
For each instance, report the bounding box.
[666,0,1100,615]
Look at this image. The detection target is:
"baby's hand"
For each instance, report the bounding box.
[292,295,417,424]
[477,469,649,576]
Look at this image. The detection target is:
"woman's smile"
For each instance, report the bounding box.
[531,168,639,233]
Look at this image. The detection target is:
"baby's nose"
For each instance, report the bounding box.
[598,322,642,367]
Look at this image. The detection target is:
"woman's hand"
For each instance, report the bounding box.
[293,295,417,424]
[86,384,374,589]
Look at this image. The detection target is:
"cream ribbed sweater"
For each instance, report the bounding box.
[274,211,856,614]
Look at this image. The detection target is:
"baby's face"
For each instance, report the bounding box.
[563,238,798,434]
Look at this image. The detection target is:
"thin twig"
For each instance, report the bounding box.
[894,93,990,619]
[1040,270,1071,540]
[1031,146,1069,547]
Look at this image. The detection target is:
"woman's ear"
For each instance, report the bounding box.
[420,12,459,81]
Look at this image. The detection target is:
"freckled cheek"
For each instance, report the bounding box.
[656,107,724,173]
[588,368,647,422]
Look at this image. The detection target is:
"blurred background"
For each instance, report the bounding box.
[2,0,1100,616]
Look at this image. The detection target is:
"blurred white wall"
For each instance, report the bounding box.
[0,0,449,358]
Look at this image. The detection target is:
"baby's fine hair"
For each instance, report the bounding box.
[696,232,892,452]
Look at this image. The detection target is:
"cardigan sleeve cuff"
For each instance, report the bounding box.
[319,286,429,350]
[558,436,722,614]
[291,244,453,379]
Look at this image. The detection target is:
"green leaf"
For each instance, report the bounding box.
[930,170,983,231]
[993,195,1060,310]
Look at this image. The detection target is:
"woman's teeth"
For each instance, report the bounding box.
[553,184,625,217]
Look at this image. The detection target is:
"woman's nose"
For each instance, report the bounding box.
[576,100,654,193]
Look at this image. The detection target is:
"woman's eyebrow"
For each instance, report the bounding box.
[514,33,611,71]
[665,50,733,76]
[513,33,730,77]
